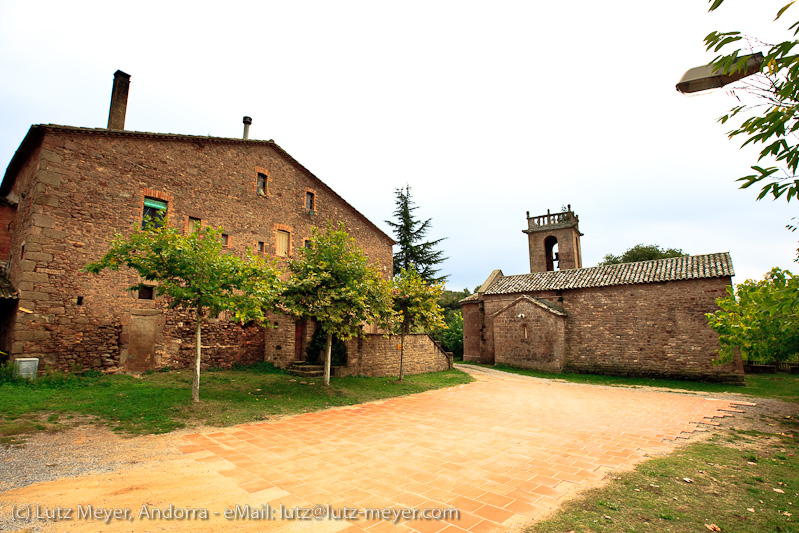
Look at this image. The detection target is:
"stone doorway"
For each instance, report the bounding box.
[124,310,162,372]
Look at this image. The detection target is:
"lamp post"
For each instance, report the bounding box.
[675,52,764,94]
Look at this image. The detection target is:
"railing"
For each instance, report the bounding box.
[526,207,576,229]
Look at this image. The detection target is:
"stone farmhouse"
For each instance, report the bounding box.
[0,71,450,376]
[462,207,744,383]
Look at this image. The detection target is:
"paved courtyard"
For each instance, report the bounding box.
[0,366,751,532]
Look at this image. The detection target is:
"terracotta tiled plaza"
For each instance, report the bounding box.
[1,366,751,532]
[176,366,749,532]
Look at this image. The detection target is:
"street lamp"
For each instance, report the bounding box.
[675,52,764,94]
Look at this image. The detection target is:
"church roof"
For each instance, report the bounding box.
[479,252,734,296]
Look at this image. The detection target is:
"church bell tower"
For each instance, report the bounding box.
[523,205,583,273]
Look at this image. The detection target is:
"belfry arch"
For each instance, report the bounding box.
[523,206,582,273]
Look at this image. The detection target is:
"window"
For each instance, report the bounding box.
[276,230,290,257]
[142,198,167,229]
[305,191,315,211]
[188,217,201,233]
[221,234,229,247]
[258,241,266,254]
[257,173,267,196]
[138,286,154,300]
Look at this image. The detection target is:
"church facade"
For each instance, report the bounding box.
[462,207,743,383]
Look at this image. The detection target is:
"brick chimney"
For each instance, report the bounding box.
[107,70,131,130]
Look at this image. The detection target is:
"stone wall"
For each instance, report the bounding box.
[462,301,489,364]
[463,278,743,383]
[3,127,393,371]
[491,297,567,372]
[264,314,315,368]
[561,278,742,382]
[0,202,16,261]
[339,333,451,377]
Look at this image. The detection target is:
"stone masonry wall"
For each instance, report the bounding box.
[462,301,489,364]
[465,278,742,382]
[561,278,742,383]
[339,334,451,377]
[264,313,312,368]
[0,202,16,261]
[471,290,559,365]
[5,129,393,371]
[492,298,566,372]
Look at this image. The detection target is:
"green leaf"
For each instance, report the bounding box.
[777,1,796,21]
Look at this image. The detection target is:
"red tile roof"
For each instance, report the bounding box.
[482,252,734,296]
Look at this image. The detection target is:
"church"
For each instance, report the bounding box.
[461,207,743,383]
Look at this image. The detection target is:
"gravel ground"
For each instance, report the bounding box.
[0,425,185,532]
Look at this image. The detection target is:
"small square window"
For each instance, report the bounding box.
[221,234,229,247]
[138,286,154,300]
[304,240,312,249]
[258,241,266,254]
[188,217,201,233]
[257,173,267,196]
[143,198,167,229]
[276,230,290,257]
[305,191,315,211]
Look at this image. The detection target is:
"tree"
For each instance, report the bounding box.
[438,287,472,315]
[391,267,445,381]
[283,223,394,386]
[597,244,687,266]
[431,311,464,360]
[385,184,448,284]
[704,0,799,202]
[706,267,799,364]
[84,223,283,402]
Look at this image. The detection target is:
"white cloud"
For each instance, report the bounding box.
[0,0,796,291]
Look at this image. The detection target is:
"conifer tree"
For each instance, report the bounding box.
[385,184,448,284]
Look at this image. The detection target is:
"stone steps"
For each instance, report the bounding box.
[288,362,324,378]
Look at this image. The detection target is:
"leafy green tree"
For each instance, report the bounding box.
[439,288,472,315]
[704,0,799,201]
[392,267,445,381]
[386,184,448,284]
[305,323,347,366]
[85,223,283,402]
[706,267,799,364]
[283,223,394,386]
[431,311,464,359]
[597,244,687,266]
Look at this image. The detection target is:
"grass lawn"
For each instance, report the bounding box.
[529,418,799,532]
[0,363,472,444]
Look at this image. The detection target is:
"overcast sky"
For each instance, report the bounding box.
[1,0,797,291]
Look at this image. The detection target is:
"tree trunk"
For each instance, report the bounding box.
[399,331,405,382]
[192,307,204,403]
[324,333,332,387]
[399,318,409,382]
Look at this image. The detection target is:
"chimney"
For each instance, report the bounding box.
[243,116,252,140]
[107,70,131,130]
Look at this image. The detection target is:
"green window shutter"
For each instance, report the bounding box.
[143,198,168,210]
